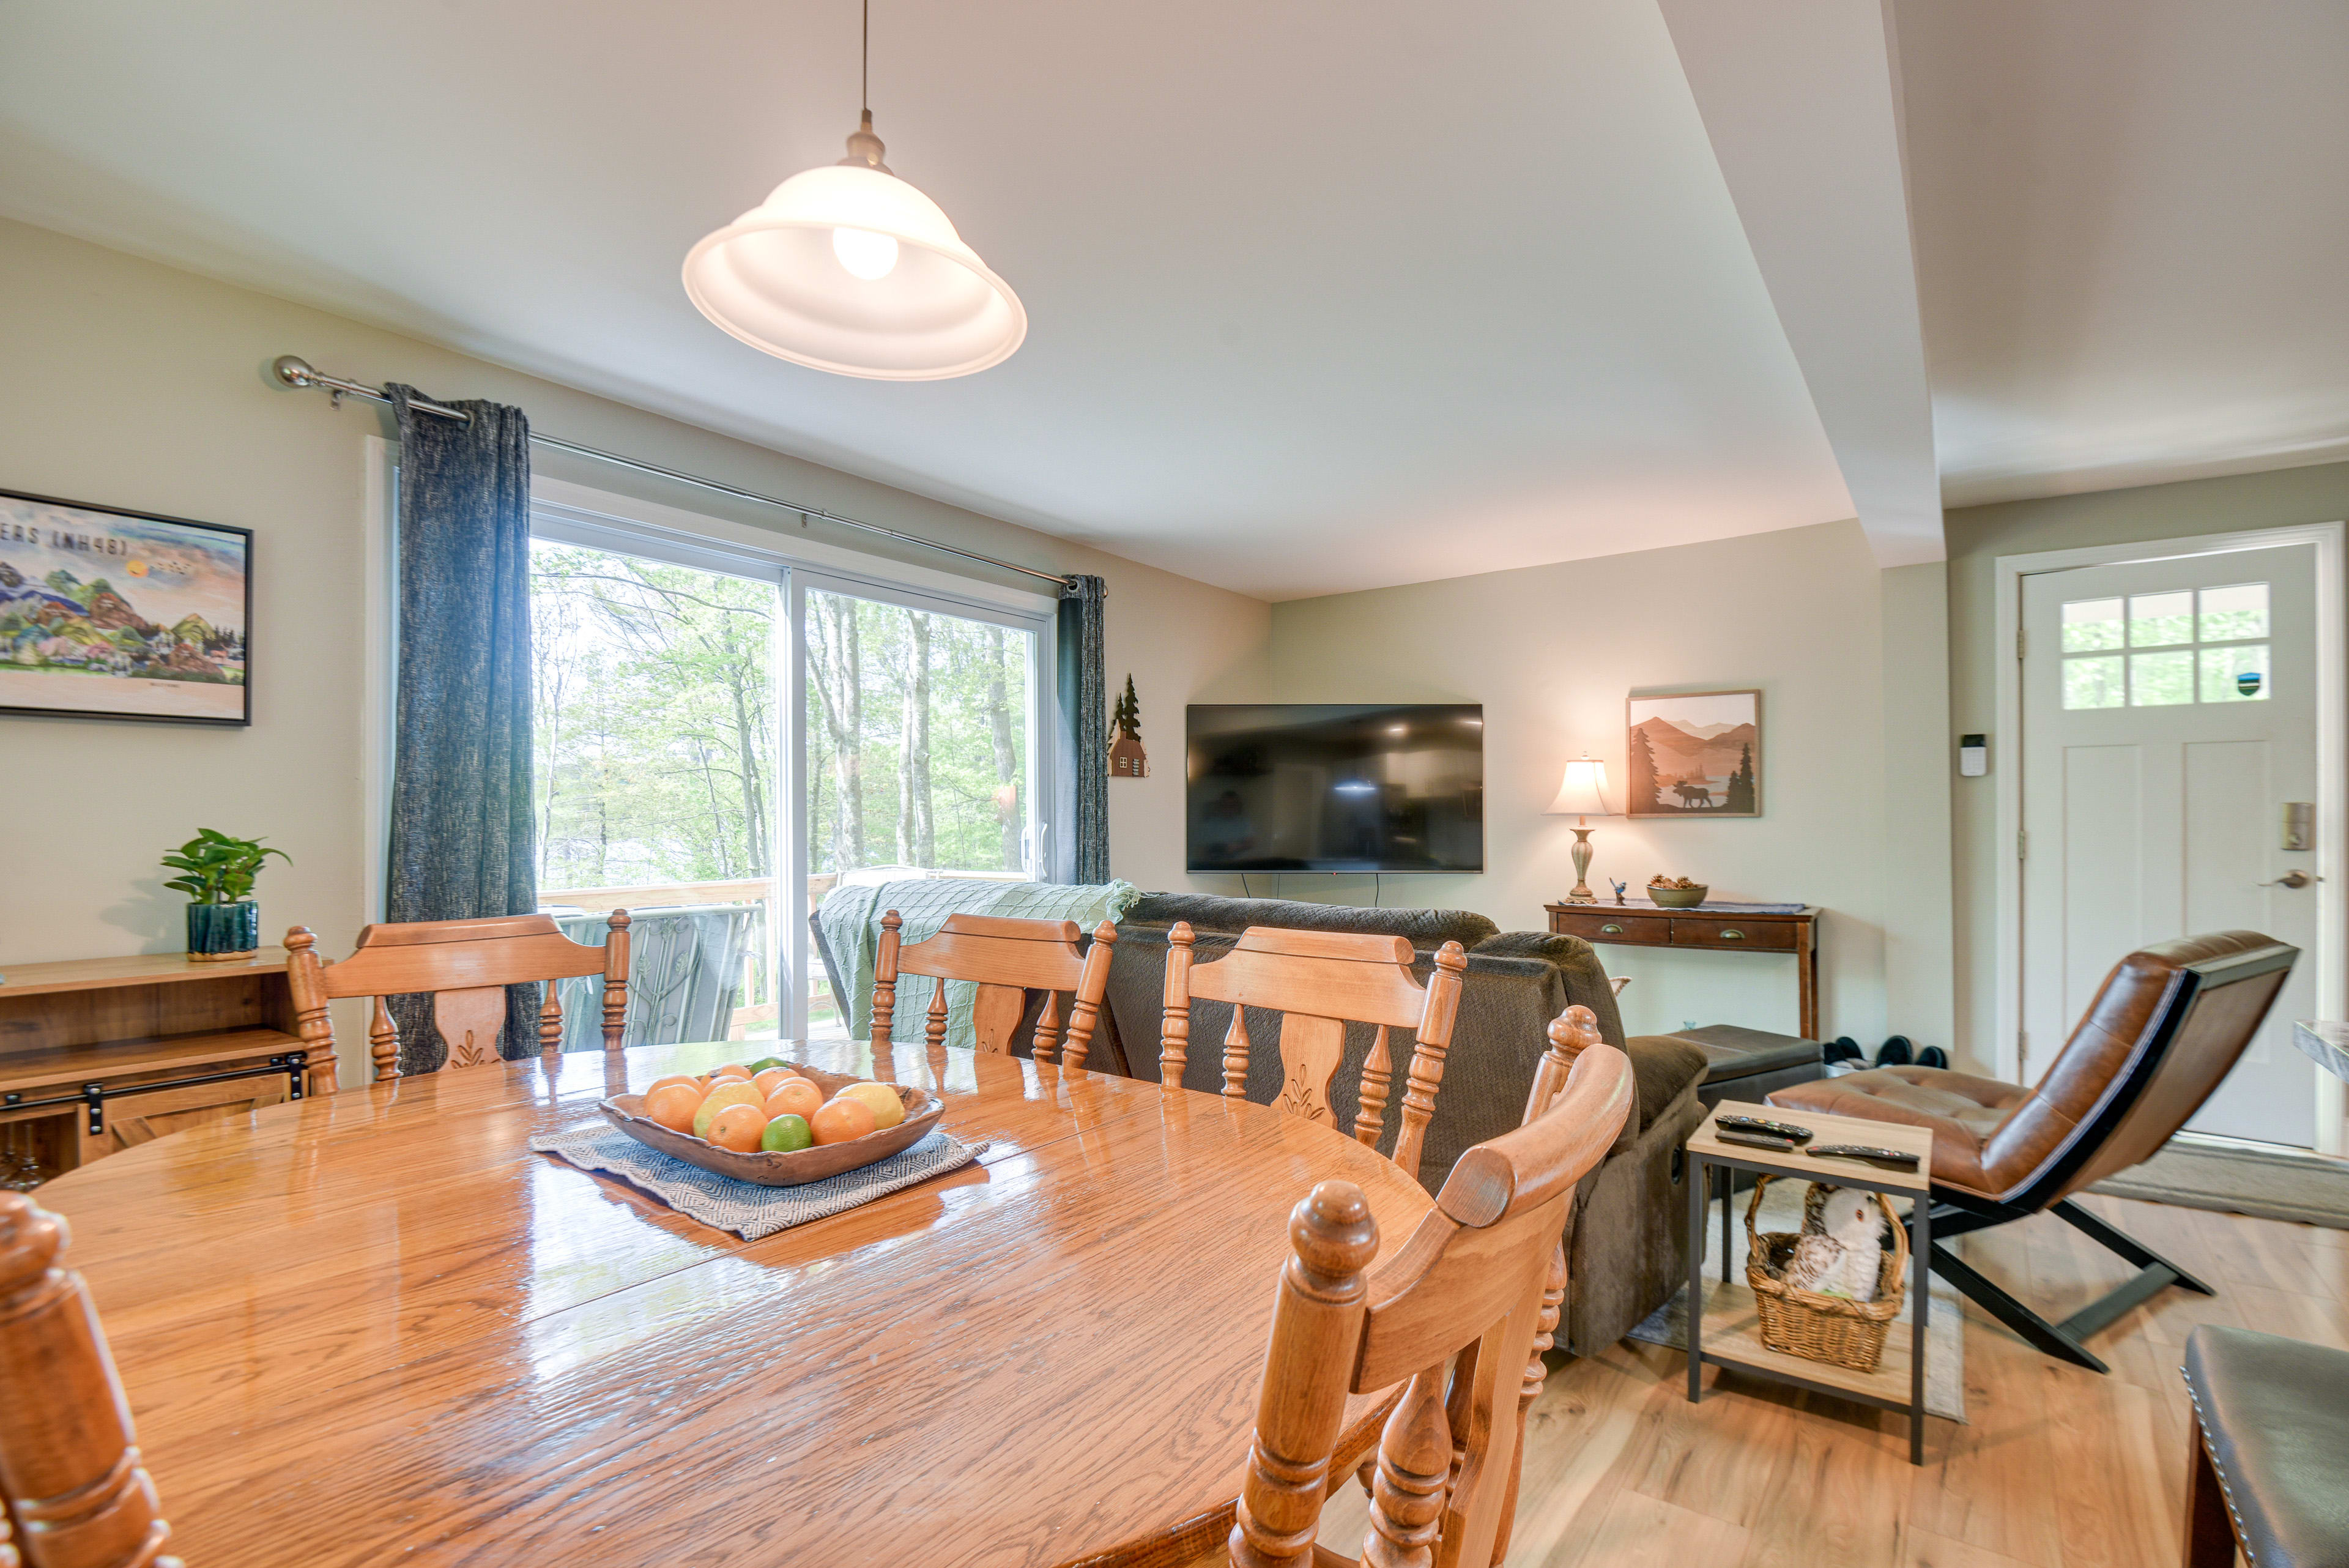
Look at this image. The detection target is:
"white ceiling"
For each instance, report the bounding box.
[6,4,2340,596]
[1660,0,1942,568]
[1898,0,2349,508]
[0,0,1854,600]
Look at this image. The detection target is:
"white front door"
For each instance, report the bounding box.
[2021,543,2320,1145]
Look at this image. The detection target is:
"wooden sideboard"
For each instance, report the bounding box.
[1546,902,1823,1038]
[0,948,334,1186]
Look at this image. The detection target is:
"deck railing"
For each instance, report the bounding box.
[539,868,1036,1044]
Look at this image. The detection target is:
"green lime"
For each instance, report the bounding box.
[760,1113,813,1153]
[745,1055,789,1074]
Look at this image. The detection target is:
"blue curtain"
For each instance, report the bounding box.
[385,386,538,1069]
[1052,574,1110,885]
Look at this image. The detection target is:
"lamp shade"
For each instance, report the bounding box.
[1546,757,1612,817]
[683,158,1026,381]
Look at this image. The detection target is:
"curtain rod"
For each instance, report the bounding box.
[269,355,1075,590]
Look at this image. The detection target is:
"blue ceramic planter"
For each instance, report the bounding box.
[187,900,259,959]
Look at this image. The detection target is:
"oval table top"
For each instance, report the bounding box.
[37,1040,1435,1567]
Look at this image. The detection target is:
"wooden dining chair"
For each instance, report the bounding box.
[1159,922,1469,1183]
[0,1192,182,1568]
[284,911,631,1082]
[1225,1024,1633,1568]
[871,910,1118,1068]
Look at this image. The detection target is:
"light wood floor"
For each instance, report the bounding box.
[1319,1192,2345,1566]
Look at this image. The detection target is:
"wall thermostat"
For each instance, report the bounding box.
[1958,734,1988,778]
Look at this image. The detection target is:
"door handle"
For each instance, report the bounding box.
[2261,871,2321,890]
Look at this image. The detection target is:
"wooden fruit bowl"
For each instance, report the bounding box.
[600,1062,943,1187]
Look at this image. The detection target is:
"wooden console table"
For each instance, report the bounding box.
[0,948,333,1185]
[1546,902,1823,1038]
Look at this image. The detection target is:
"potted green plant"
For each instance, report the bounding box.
[162,829,291,962]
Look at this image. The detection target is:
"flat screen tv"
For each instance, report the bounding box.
[1186,704,1484,874]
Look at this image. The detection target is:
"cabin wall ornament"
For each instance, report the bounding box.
[1108,674,1149,778]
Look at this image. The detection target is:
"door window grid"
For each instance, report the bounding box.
[2060,584,2269,710]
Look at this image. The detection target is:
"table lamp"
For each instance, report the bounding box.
[1546,754,1614,905]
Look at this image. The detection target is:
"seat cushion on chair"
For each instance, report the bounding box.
[2183,1325,2349,1566]
[1767,1066,2027,1195]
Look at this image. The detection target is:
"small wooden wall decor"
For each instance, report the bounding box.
[1108,674,1149,778]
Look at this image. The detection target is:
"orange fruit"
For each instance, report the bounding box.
[693,1080,766,1139]
[645,1074,702,1102]
[707,1102,770,1153]
[810,1096,877,1146]
[713,1063,753,1080]
[835,1081,905,1130]
[762,1079,823,1123]
[644,1083,703,1134]
[751,1066,801,1097]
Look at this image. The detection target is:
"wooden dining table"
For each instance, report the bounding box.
[35,1039,1434,1567]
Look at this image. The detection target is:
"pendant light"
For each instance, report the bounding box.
[682,0,1026,381]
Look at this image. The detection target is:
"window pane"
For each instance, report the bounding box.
[2128,592,2194,647]
[2199,582,2269,643]
[2063,655,2124,710]
[2200,644,2270,702]
[529,540,781,1047]
[804,590,1033,882]
[2060,596,2124,652]
[803,590,1037,1041]
[2129,649,2194,705]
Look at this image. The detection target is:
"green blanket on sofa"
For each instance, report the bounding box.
[815,877,1141,1050]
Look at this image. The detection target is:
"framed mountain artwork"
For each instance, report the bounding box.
[1626,688,1760,817]
[0,489,253,726]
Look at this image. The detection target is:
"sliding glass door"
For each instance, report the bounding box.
[790,571,1050,1040]
[529,536,786,1046]
[525,505,1055,1050]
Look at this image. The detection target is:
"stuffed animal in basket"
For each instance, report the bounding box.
[1782,1184,1887,1302]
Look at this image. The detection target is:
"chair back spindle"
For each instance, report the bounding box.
[0,1194,182,1568]
[1165,923,1470,1181]
[870,912,1118,1068]
[1159,922,1197,1083]
[1491,1003,1603,1564]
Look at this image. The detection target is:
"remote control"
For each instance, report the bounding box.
[1716,1129,1798,1153]
[1807,1143,1921,1171]
[1715,1114,1814,1143]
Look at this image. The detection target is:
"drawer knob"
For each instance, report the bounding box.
[1720,928,1745,940]
[1600,923,1624,935]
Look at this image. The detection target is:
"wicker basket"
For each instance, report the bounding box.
[1744,1175,1907,1373]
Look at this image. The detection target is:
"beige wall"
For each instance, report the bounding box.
[0,220,1267,1079]
[1264,519,1956,1050]
[1943,460,2349,1067]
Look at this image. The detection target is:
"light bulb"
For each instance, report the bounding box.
[831,226,900,280]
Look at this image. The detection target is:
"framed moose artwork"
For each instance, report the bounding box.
[1625,688,1760,817]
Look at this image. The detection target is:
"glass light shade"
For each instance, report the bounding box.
[683,163,1026,381]
[1546,757,1613,817]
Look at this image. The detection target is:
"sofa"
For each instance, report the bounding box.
[815,890,1707,1356]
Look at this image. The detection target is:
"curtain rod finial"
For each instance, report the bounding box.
[272,355,319,389]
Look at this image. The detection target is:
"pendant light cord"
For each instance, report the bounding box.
[861,0,870,114]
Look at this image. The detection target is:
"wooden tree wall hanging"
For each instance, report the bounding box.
[1108,674,1149,778]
